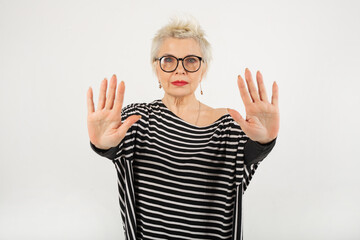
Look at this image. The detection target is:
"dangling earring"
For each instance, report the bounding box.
[200,82,203,95]
[159,82,162,89]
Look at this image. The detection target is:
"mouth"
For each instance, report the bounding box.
[171,80,189,86]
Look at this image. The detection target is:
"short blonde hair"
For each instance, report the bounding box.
[150,16,212,73]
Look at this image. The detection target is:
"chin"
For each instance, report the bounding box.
[165,91,193,98]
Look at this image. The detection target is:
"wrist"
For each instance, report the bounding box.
[90,141,111,151]
[256,137,277,145]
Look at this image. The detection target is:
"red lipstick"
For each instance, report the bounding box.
[171,80,188,86]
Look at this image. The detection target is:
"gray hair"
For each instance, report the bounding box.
[150,16,212,74]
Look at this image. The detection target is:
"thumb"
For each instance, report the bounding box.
[117,115,142,140]
[227,108,247,129]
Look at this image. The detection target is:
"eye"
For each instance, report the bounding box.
[163,57,174,63]
[186,57,197,64]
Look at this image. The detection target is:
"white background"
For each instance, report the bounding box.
[1,0,360,239]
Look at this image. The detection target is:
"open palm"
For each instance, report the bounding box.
[228,68,279,144]
[87,74,141,150]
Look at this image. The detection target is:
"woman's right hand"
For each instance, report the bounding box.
[86,74,141,150]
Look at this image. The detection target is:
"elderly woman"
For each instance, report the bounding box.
[87,17,279,240]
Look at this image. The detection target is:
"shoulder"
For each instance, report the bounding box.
[121,99,162,118]
[202,104,245,134]
[200,102,229,115]
[200,103,229,122]
[199,103,243,130]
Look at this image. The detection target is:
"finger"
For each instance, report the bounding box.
[237,74,252,106]
[256,71,269,102]
[245,68,260,102]
[113,80,125,115]
[117,115,142,140]
[227,108,248,131]
[87,87,95,116]
[97,78,108,110]
[105,74,117,110]
[271,81,279,107]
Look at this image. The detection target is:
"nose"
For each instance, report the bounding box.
[175,59,186,74]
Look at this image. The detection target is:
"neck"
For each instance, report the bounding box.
[162,93,199,115]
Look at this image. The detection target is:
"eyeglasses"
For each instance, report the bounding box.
[154,55,204,73]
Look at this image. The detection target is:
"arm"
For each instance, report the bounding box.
[89,102,142,161]
[228,68,280,161]
[90,141,119,158]
[87,74,141,161]
[244,137,277,166]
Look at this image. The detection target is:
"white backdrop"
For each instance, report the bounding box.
[1,0,360,239]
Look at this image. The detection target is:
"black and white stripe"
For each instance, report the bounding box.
[93,99,261,240]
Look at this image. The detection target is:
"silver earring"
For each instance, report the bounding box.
[159,82,162,89]
[200,82,203,95]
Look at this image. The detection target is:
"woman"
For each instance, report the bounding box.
[87,17,279,240]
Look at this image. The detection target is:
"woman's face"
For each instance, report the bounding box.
[155,37,207,98]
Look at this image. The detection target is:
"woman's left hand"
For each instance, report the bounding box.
[227,68,280,144]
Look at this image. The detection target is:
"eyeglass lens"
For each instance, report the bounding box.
[160,56,200,72]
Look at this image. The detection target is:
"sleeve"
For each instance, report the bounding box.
[235,132,277,193]
[89,103,141,162]
[244,137,277,165]
[90,141,120,159]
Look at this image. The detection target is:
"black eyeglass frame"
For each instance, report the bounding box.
[154,55,204,73]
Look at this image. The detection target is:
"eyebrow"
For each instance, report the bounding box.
[161,53,199,57]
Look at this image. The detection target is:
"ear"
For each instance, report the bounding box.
[153,61,159,77]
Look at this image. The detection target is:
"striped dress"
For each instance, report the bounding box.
[90,99,275,240]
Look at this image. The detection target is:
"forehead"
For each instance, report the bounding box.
[158,37,202,57]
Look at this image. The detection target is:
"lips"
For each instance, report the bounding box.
[171,80,188,86]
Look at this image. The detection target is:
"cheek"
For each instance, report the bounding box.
[158,72,172,84]
[190,73,203,83]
